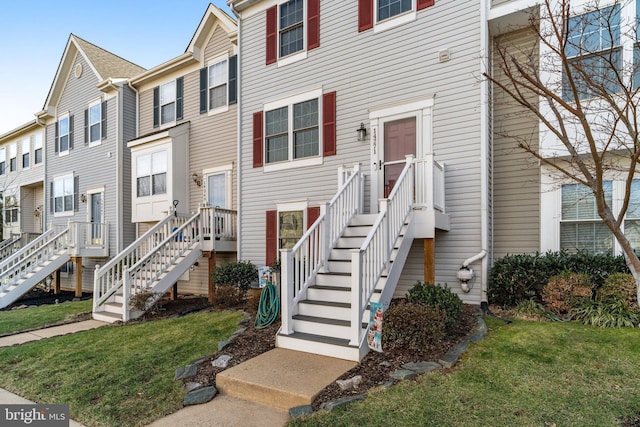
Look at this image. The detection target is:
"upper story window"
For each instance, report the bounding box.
[8,144,16,172]
[358,0,434,33]
[52,174,76,215]
[136,151,167,197]
[0,148,5,175]
[199,56,237,115]
[560,182,613,254]
[266,0,320,66]
[34,134,42,165]
[85,100,106,144]
[55,114,74,154]
[153,78,183,128]
[21,139,29,169]
[563,5,621,101]
[253,90,336,171]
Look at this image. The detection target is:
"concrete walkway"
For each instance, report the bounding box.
[0,320,107,347]
[0,388,86,427]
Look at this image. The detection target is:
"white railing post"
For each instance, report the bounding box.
[93,265,100,311]
[338,164,346,189]
[123,272,131,322]
[350,248,362,346]
[280,248,293,335]
[425,154,435,211]
[322,202,331,271]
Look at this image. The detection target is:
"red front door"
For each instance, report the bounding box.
[383,117,416,197]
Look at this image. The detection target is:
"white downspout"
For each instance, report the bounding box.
[127,81,139,138]
[230,2,242,260]
[477,0,490,302]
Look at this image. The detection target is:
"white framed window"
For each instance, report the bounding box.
[264,89,322,169]
[88,100,102,143]
[560,181,614,254]
[276,201,308,250]
[280,0,304,58]
[53,174,75,215]
[34,134,42,165]
[0,148,5,175]
[58,114,71,154]
[208,58,228,112]
[8,144,16,172]
[563,5,621,101]
[160,81,176,125]
[3,195,18,224]
[136,151,167,197]
[21,138,30,169]
[374,0,417,32]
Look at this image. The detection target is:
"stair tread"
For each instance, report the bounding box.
[293,314,349,326]
[279,331,356,348]
[300,300,350,308]
[317,271,350,277]
[93,311,121,320]
[309,285,349,292]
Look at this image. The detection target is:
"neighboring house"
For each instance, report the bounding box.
[0,34,145,308]
[488,0,640,258]
[229,0,488,360]
[92,5,238,322]
[0,120,46,256]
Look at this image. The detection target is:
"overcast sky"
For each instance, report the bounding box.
[0,0,231,135]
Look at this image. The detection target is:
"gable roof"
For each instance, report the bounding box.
[38,34,145,118]
[130,4,237,88]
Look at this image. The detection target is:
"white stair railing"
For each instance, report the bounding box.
[0,227,70,292]
[200,206,237,242]
[415,154,446,212]
[122,212,201,321]
[350,155,415,346]
[281,164,363,335]
[0,233,23,259]
[93,213,191,311]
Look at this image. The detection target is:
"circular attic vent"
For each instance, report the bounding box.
[74,63,83,78]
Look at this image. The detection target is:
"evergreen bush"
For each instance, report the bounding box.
[406,282,462,329]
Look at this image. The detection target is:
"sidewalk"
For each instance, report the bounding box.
[0,319,107,348]
[0,388,86,427]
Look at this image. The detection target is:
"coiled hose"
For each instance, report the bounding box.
[254,284,279,328]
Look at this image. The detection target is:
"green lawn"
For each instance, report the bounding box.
[0,309,243,427]
[290,318,640,426]
[0,299,93,335]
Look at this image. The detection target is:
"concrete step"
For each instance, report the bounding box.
[216,348,356,409]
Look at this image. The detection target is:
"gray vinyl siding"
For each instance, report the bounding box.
[135,25,238,296]
[239,1,484,304]
[44,53,134,287]
[491,28,540,258]
[121,85,137,250]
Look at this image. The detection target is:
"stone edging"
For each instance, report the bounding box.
[289,313,489,418]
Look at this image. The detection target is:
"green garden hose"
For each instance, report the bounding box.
[254,284,279,328]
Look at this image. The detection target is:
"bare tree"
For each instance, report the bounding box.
[485,0,640,301]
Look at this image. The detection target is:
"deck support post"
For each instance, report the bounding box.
[73,257,82,298]
[205,251,217,304]
[53,270,61,294]
[424,238,435,284]
[170,283,178,300]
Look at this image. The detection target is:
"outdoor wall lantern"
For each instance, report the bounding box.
[357,123,367,141]
[80,194,87,203]
[192,172,202,187]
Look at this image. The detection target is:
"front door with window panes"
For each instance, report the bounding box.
[379,117,416,198]
[90,193,103,244]
[279,210,303,249]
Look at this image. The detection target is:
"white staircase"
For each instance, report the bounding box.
[93,212,201,322]
[93,207,237,322]
[0,228,71,309]
[277,155,444,361]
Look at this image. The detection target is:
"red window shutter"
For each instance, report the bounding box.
[358,0,373,32]
[307,206,320,229]
[307,0,320,50]
[253,111,264,168]
[417,0,435,10]
[323,91,336,157]
[266,6,278,65]
[266,210,278,266]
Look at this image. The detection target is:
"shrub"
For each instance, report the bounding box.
[488,251,628,307]
[212,261,258,308]
[571,299,640,328]
[406,282,462,329]
[129,290,161,316]
[512,299,560,322]
[382,301,447,352]
[542,272,592,315]
[597,273,638,309]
